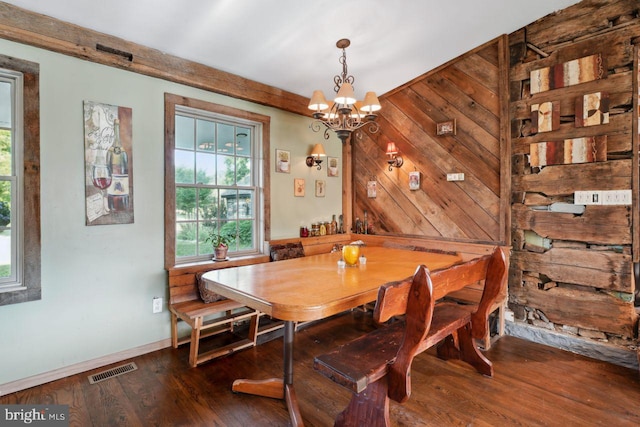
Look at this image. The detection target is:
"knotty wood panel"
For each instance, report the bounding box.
[352,37,506,244]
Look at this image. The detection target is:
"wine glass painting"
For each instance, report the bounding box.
[83,101,134,226]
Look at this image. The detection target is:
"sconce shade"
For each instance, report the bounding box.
[311,143,326,157]
[308,90,329,111]
[386,142,399,155]
[334,82,357,105]
[361,92,381,112]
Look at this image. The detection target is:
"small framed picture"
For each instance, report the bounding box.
[436,119,456,136]
[409,171,420,190]
[315,180,326,197]
[327,157,339,177]
[275,149,290,173]
[294,178,305,197]
[367,180,377,198]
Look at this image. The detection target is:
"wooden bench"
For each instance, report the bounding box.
[168,266,260,368]
[313,247,507,426]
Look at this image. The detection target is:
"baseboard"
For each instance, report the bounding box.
[0,338,172,397]
[505,321,638,371]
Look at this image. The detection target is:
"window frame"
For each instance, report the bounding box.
[164,93,271,269]
[0,54,41,306]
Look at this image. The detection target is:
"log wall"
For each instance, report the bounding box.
[510,0,639,342]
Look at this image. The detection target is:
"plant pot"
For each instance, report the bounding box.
[214,245,229,260]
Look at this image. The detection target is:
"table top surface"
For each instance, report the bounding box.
[202,247,462,322]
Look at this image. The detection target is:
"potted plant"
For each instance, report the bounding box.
[205,231,234,260]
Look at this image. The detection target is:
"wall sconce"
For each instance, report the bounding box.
[306,143,326,170]
[385,142,404,171]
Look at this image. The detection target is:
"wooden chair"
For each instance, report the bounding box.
[314,247,507,426]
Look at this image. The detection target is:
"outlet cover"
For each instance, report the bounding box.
[152,297,162,314]
[446,173,465,181]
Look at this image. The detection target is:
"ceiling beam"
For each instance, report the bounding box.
[0,2,310,117]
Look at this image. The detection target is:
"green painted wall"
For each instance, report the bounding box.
[0,37,342,386]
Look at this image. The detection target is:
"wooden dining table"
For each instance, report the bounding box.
[202,246,462,426]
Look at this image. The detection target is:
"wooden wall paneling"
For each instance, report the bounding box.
[512,159,632,195]
[510,249,632,293]
[354,37,505,244]
[632,46,639,263]
[509,283,636,338]
[368,108,497,240]
[512,203,632,245]
[523,0,640,53]
[353,136,453,237]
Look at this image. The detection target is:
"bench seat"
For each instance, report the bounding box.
[314,302,474,394]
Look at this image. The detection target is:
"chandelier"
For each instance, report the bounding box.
[308,39,381,144]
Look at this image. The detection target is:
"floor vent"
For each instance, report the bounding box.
[88,362,137,384]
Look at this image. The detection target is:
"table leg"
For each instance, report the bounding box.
[231,320,304,426]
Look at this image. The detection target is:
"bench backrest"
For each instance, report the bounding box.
[373,247,507,403]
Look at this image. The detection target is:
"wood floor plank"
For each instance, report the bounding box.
[2,311,639,426]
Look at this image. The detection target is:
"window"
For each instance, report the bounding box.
[0,55,41,306]
[164,94,270,267]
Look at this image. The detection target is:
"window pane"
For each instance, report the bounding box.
[239,190,254,219]
[0,228,10,278]
[175,150,195,184]
[175,222,197,257]
[217,155,234,185]
[198,188,220,220]
[195,152,215,184]
[0,129,11,175]
[175,187,196,220]
[238,220,254,250]
[217,123,235,154]
[175,115,194,150]
[196,119,215,151]
[236,157,251,186]
[236,127,251,157]
[0,81,10,129]
[198,222,214,256]
[220,220,237,251]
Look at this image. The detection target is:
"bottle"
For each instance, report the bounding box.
[330,215,337,235]
[363,211,368,235]
[355,217,362,234]
[106,118,130,211]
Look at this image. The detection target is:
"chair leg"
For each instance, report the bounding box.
[170,312,179,349]
[188,317,203,368]
[437,324,493,377]
[248,312,259,345]
[458,323,493,377]
[334,380,391,427]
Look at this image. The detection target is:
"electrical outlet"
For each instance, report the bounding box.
[574,190,602,205]
[152,297,163,314]
[602,189,632,205]
[446,173,464,181]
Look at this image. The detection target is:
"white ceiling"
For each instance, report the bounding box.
[4,0,581,99]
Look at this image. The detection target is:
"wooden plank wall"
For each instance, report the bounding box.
[352,36,506,244]
[509,0,638,340]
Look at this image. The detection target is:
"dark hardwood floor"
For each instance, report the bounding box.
[2,311,640,426]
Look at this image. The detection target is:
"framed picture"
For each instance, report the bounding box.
[409,171,420,190]
[275,149,290,173]
[83,101,134,226]
[436,119,456,136]
[315,180,326,197]
[367,180,377,198]
[294,178,305,197]
[327,157,339,177]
